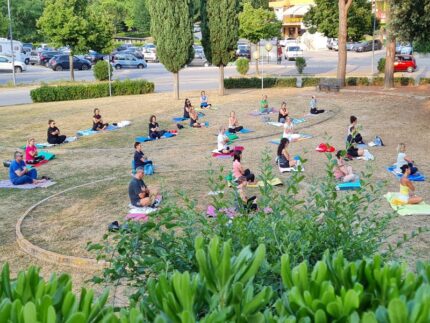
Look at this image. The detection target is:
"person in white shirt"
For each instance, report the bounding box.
[217,126,230,153]
[310,95,324,114]
[395,143,418,174]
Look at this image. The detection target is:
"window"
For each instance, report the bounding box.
[0,57,8,63]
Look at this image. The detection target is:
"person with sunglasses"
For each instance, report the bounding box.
[9,151,44,185]
[47,119,67,144]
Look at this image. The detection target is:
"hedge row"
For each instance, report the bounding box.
[224,76,416,89]
[419,77,430,85]
[30,79,155,103]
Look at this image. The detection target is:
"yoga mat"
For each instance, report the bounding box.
[292,118,306,125]
[270,134,313,145]
[135,133,176,143]
[236,128,254,134]
[211,146,244,158]
[385,192,430,216]
[76,125,118,137]
[336,179,361,191]
[129,207,157,214]
[0,180,56,189]
[38,151,55,161]
[267,119,306,127]
[386,165,425,182]
[249,108,277,116]
[248,178,283,188]
[126,213,149,222]
[28,160,49,168]
[19,137,78,150]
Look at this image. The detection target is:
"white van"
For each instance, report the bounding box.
[0,38,29,65]
[284,45,303,61]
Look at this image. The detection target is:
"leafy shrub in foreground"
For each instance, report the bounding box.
[30,79,154,103]
[93,60,113,81]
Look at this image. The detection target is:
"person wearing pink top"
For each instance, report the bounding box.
[334,151,358,182]
[232,150,255,183]
[25,138,45,164]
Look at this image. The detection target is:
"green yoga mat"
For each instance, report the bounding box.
[38,151,56,160]
[385,192,430,216]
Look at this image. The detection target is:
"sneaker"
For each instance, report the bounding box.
[108,221,120,232]
[3,160,11,168]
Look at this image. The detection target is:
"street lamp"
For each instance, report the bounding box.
[253,50,263,90]
[265,43,273,64]
[371,0,377,75]
[7,0,16,86]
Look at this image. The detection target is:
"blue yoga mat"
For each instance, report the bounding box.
[135,133,176,143]
[76,125,118,137]
[292,118,306,125]
[386,165,425,181]
[172,117,188,122]
[336,180,361,191]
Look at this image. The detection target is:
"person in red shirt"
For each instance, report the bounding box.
[277,44,283,64]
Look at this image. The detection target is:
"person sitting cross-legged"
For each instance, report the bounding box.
[200,91,212,108]
[134,142,153,169]
[217,126,231,154]
[310,95,325,114]
[9,151,45,185]
[148,115,166,139]
[25,138,45,164]
[47,119,67,145]
[128,167,159,208]
[228,111,243,133]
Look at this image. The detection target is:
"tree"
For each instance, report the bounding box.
[303,0,373,41]
[201,0,239,96]
[238,3,281,74]
[238,0,268,10]
[337,0,353,87]
[384,0,430,88]
[38,0,114,81]
[148,0,194,100]
[89,0,128,34]
[0,13,8,38]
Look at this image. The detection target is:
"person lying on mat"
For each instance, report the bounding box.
[334,151,358,182]
[277,138,297,168]
[282,117,295,139]
[189,107,203,127]
[217,127,230,154]
[348,116,364,144]
[232,150,255,183]
[148,115,166,139]
[260,95,270,113]
[310,95,325,114]
[134,142,153,168]
[183,98,193,118]
[92,108,108,131]
[395,143,418,175]
[9,151,45,185]
[200,91,211,108]
[278,102,289,123]
[346,127,365,158]
[128,167,160,208]
[228,111,243,133]
[397,165,423,204]
[235,176,257,212]
[25,138,45,165]
[47,119,67,145]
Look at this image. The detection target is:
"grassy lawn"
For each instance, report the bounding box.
[0,87,429,287]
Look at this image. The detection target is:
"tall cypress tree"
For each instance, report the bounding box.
[201,0,239,96]
[148,0,194,99]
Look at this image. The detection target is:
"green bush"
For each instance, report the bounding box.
[275,78,296,87]
[347,77,370,86]
[302,77,320,87]
[419,77,430,85]
[295,57,306,74]
[395,77,415,86]
[414,39,430,53]
[371,76,385,86]
[30,79,155,103]
[378,57,386,73]
[224,77,297,89]
[346,77,358,86]
[93,60,113,81]
[235,58,250,75]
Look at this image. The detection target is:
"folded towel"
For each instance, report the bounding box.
[385,192,430,215]
[336,179,361,191]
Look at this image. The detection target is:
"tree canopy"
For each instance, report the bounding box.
[238,2,281,44]
[303,0,374,41]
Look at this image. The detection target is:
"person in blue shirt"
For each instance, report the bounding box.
[9,151,43,185]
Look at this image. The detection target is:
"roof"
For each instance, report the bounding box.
[284,4,312,16]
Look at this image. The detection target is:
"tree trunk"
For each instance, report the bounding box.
[337,0,353,87]
[69,52,75,81]
[173,72,179,100]
[219,65,225,96]
[384,0,395,89]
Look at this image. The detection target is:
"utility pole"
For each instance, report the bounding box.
[371,0,377,75]
[7,0,16,86]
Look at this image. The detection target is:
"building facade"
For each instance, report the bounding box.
[269,0,315,39]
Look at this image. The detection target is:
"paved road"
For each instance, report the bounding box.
[0,49,428,107]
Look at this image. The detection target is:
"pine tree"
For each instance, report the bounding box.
[201,0,239,95]
[148,0,194,100]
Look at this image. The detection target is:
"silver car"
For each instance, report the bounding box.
[111,54,147,69]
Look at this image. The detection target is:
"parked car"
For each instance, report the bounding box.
[49,55,92,71]
[22,43,33,50]
[235,46,251,59]
[396,42,412,54]
[346,41,360,51]
[284,45,303,60]
[352,40,382,52]
[142,43,158,62]
[187,51,209,67]
[0,55,26,73]
[394,54,417,73]
[280,38,297,47]
[122,50,145,60]
[327,38,338,50]
[84,50,104,64]
[39,51,61,66]
[111,54,147,69]
[30,51,39,65]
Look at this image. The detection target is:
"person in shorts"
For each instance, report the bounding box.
[128,167,159,207]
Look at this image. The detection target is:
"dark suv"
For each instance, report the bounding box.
[39,51,61,66]
[353,40,383,52]
[49,55,92,71]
